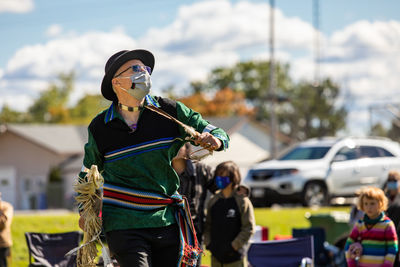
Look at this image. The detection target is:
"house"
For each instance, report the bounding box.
[0,124,87,209]
[0,118,291,210]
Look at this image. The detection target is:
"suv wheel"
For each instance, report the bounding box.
[302,182,328,207]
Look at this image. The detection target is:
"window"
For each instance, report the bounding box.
[359,146,381,158]
[279,146,331,160]
[376,147,395,157]
[335,146,357,160]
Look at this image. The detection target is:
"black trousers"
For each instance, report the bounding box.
[106,224,180,267]
[0,247,10,267]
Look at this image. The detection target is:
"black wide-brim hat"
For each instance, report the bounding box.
[101,49,155,102]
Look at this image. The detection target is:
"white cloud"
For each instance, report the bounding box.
[0,0,33,13]
[45,24,63,38]
[0,93,33,112]
[1,28,138,108]
[316,20,400,134]
[142,0,314,57]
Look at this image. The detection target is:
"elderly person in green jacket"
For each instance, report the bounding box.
[77,49,229,267]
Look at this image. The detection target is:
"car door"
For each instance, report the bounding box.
[354,146,387,189]
[327,146,364,196]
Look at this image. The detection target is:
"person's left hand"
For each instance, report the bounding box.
[193,132,222,151]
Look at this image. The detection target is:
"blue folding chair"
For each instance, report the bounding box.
[247,236,314,267]
[292,227,332,267]
[25,231,82,267]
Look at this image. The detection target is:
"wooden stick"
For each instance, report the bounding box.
[145,105,200,138]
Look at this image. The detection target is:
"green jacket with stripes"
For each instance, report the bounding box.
[79,95,229,233]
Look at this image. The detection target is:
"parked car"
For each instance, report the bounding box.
[244,137,400,207]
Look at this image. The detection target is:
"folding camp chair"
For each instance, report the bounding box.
[292,227,332,267]
[247,236,314,267]
[25,231,82,267]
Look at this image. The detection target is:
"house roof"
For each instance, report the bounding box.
[206,116,292,152]
[204,116,245,135]
[3,124,87,155]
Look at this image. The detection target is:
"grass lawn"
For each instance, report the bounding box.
[10,206,351,267]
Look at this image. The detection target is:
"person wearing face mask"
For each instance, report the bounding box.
[204,161,255,267]
[386,170,400,267]
[76,49,229,267]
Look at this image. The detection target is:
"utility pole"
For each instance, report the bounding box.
[269,0,277,158]
[313,0,320,86]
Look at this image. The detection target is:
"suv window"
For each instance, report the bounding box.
[279,146,331,160]
[359,146,381,158]
[335,146,357,160]
[376,147,395,157]
[335,145,395,160]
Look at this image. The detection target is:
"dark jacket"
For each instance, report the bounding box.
[386,194,400,267]
[204,190,255,263]
[177,160,216,243]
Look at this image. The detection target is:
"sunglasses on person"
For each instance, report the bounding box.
[114,65,152,78]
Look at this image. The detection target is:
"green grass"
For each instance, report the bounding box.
[10,206,351,267]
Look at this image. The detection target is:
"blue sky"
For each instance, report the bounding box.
[1,0,400,136]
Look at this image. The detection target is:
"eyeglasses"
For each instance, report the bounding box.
[114,65,152,78]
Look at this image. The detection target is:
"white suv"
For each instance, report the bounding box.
[244,137,400,207]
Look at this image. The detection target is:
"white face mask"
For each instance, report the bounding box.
[115,71,152,101]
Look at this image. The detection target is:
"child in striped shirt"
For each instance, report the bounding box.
[345,186,398,267]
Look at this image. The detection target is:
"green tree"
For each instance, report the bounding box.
[0,105,26,123]
[199,60,347,140]
[69,94,110,124]
[28,72,75,123]
[278,79,347,140]
[206,61,292,102]
[370,123,389,137]
[387,121,400,142]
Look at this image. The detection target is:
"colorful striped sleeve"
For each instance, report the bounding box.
[383,219,398,267]
[345,223,360,267]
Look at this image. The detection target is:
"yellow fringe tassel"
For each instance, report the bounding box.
[74,165,103,267]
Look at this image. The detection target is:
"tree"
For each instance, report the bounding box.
[0,105,26,123]
[28,72,75,123]
[370,123,389,137]
[69,94,110,124]
[198,60,347,140]
[206,61,292,103]
[387,121,400,142]
[201,60,292,121]
[1,72,111,124]
[177,87,252,117]
[177,92,209,115]
[278,79,347,140]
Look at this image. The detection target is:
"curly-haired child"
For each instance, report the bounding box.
[345,186,398,267]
